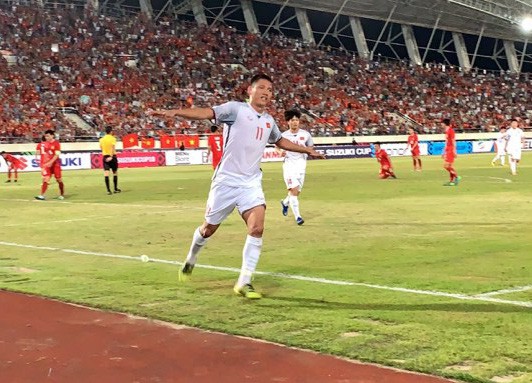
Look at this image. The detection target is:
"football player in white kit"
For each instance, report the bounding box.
[491,126,507,167]
[151,74,325,299]
[505,118,525,176]
[279,109,314,225]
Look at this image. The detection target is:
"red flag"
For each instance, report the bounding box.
[185,134,199,148]
[122,133,139,149]
[141,137,155,149]
[160,135,175,149]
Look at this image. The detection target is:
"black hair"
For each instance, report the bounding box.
[284,109,301,121]
[374,141,382,146]
[105,126,113,134]
[250,73,273,86]
[210,125,219,133]
[510,118,518,122]
[44,129,55,135]
[442,118,451,126]
[0,151,5,155]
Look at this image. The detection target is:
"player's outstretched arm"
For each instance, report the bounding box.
[148,107,214,121]
[275,138,326,159]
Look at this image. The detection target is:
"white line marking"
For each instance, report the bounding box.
[474,285,532,297]
[488,176,513,184]
[465,176,512,184]
[1,210,177,228]
[0,241,530,308]
[0,198,202,210]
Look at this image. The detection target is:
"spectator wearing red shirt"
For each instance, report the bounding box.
[0,151,24,182]
[374,142,397,179]
[35,130,65,200]
[442,119,461,186]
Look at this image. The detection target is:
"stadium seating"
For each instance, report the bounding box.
[0,4,530,142]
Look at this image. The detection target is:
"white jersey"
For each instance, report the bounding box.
[281,128,314,172]
[506,127,524,152]
[212,101,282,188]
[496,132,507,154]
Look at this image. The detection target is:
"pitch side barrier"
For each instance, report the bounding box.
[1,139,531,173]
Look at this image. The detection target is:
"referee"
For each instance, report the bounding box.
[99,126,121,195]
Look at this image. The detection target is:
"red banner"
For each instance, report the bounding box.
[91,152,166,168]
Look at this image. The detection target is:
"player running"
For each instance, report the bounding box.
[442,119,460,186]
[0,151,24,183]
[491,127,508,167]
[374,142,397,179]
[206,125,224,170]
[35,130,65,200]
[505,118,525,176]
[279,109,314,226]
[150,73,325,299]
[406,127,422,171]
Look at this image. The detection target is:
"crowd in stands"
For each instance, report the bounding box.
[0,3,531,143]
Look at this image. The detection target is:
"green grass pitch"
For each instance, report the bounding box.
[1,153,531,383]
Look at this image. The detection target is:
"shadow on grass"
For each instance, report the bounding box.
[262,296,531,313]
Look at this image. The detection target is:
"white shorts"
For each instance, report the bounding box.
[508,149,522,161]
[283,163,306,191]
[205,182,266,225]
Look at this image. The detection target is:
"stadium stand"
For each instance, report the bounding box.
[0,4,530,142]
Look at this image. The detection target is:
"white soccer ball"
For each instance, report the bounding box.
[140,255,150,263]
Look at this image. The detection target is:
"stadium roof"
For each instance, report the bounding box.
[255,0,532,41]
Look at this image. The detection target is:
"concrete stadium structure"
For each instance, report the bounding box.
[3,0,531,72]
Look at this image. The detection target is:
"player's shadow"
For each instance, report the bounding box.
[263,296,529,313]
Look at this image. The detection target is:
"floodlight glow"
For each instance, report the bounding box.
[521,17,532,33]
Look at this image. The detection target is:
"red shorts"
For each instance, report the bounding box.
[41,162,62,179]
[411,150,420,157]
[212,155,222,169]
[443,152,455,163]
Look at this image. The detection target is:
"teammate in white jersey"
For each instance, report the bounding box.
[491,127,507,167]
[279,109,314,225]
[151,74,325,299]
[505,119,525,176]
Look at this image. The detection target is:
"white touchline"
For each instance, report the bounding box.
[0,198,203,210]
[1,210,179,228]
[0,241,530,309]
[474,285,532,297]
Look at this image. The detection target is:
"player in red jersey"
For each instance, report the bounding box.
[206,125,224,170]
[35,130,65,200]
[406,127,422,171]
[374,142,397,179]
[442,119,460,186]
[0,151,24,182]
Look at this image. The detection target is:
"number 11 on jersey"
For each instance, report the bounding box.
[256,127,263,140]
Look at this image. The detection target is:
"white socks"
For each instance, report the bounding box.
[185,227,208,265]
[282,194,290,206]
[492,154,505,165]
[289,195,301,219]
[510,161,517,175]
[237,235,263,287]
